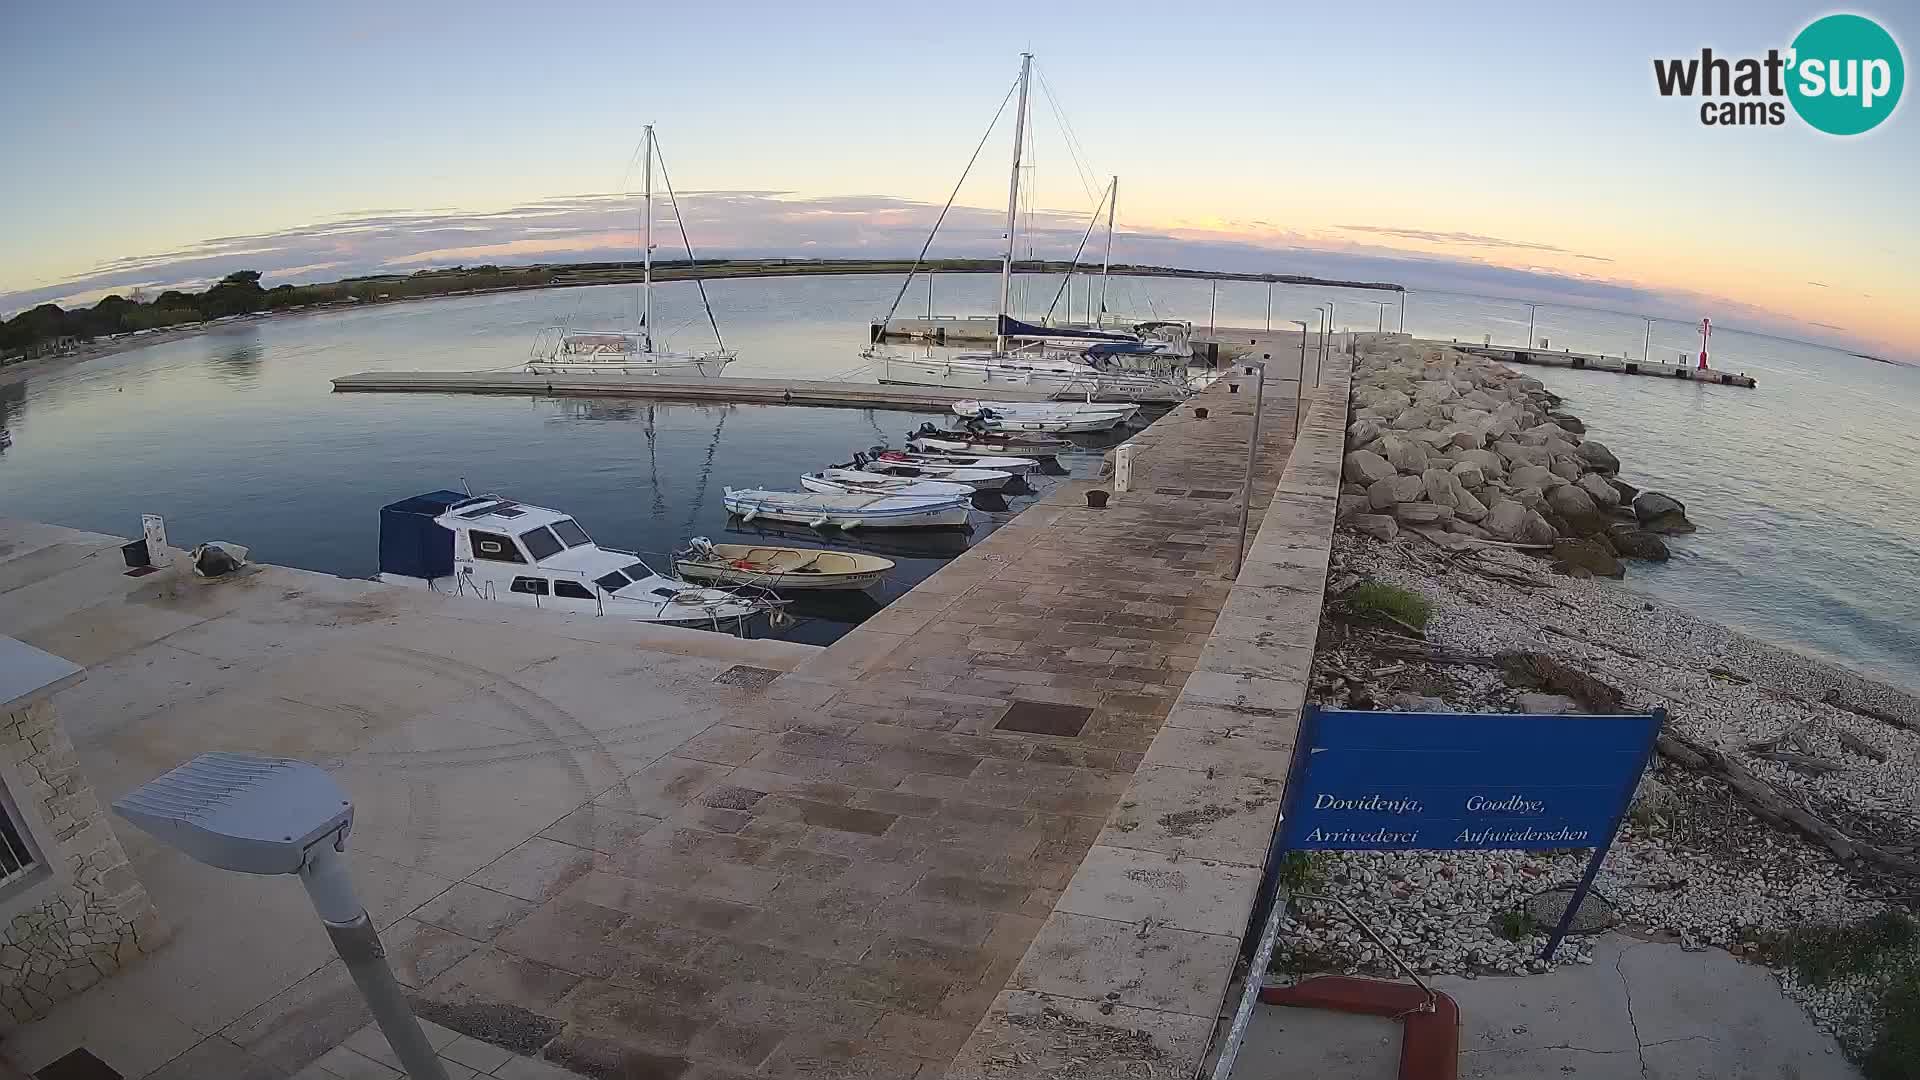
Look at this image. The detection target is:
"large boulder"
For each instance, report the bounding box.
[1577,440,1620,475]
[1494,440,1551,468]
[1455,487,1488,523]
[1347,418,1385,447]
[1549,457,1583,482]
[1609,527,1671,560]
[1577,473,1621,510]
[1508,465,1562,490]
[1553,538,1625,578]
[1550,414,1587,435]
[1344,449,1397,485]
[1455,448,1506,479]
[1389,407,1437,431]
[1352,514,1399,541]
[1606,476,1641,505]
[1441,426,1485,451]
[1368,473,1426,509]
[1546,484,1606,536]
[1450,461,1487,489]
[1422,468,1464,509]
[1633,491,1697,534]
[1483,500,1528,541]
[1380,435,1430,474]
[1521,510,1560,546]
[1338,494,1370,521]
[1393,502,1455,525]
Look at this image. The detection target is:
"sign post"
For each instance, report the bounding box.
[1275,706,1664,962]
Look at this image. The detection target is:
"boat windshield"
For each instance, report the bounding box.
[593,562,657,592]
[520,527,564,561]
[550,518,591,548]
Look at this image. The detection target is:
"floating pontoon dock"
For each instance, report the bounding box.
[329,371,1057,410]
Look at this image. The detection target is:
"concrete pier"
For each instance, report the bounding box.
[5,331,1348,1080]
[1447,342,1759,388]
[331,371,1056,410]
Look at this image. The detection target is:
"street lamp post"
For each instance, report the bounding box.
[1292,319,1308,385]
[1398,291,1406,333]
[1233,357,1267,579]
[1369,301,1388,333]
[1210,280,1219,336]
[1265,281,1273,333]
[1643,317,1653,363]
[1526,304,1538,349]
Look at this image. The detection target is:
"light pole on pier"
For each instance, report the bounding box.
[1643,317,1653,363]
[1292,319,1308,386]
[1399,291,1407,333]
[1526,304,1538,349]
[1368,301,1388,333]
[1265,281,1273,333]
[1209,280,1219,336]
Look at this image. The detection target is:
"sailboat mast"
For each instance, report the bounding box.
[995,53,1033,354]
[1099,175,1116,328]
[642,124,654,353]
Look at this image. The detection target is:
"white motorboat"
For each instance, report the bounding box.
[952,399,1137,433]
[850,455,1013,491]
[375,490,782,631]
[673,538,893,591]
[723,488,972,529]
[907,422,1069,458]
[864,448,1038,475]
[525,125,734,378]
[799,469,973,498]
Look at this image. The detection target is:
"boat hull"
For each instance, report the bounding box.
[800,471,973,497]
[524,355,735,377]
[877,356,1186,403]
[857,462,1011,491]
[722,490,973,530]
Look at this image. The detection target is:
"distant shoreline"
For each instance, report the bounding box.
[0,261,1401,388]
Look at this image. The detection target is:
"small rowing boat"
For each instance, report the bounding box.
[906,422,1069,458]
[849,455,1013,491]
[722,488,972,529]
[867,449,1039,475]
[673,538,894,591]
[800,469,973,497]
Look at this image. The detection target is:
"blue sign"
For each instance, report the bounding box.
[1279,707,1664,852]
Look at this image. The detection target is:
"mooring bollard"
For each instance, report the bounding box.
[1195,407,1210,419]
[1086,490,1109,509]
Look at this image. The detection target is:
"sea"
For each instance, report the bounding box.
[3,272,1916,687]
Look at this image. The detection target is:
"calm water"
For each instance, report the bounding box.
[3,273,1917,684]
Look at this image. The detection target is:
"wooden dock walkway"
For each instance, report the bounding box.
[1446,343,1759,388]
[329,370,1057,410]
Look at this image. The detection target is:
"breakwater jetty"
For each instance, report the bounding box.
[1448,342,1759,388]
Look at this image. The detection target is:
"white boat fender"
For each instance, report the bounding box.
[809,516,831,528]
[768,608,795,629]
[741,509,758,522]
[841,519,863,529]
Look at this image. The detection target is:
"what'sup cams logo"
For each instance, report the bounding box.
[1654,13,1903,134]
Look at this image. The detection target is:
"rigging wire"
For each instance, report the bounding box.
[1035,67,1102,205]
[1041,181,1111,322]
[871,77,1021,336]
[650,132,727,352]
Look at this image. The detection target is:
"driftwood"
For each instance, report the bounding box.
[1836,730,1890,762]
[1657,732,1920,879]
[1749,751,1847,776]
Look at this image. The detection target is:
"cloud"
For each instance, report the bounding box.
[1335,224,1615,263]
[1,190,1902,361]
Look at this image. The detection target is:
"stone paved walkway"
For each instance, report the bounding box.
[399,352,1307,1078]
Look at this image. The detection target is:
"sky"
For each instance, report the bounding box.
[1,0,1914,358]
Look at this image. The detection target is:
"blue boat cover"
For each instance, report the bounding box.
[997,315,1137,343]
[378,489,466,579]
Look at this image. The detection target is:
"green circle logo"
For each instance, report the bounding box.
[1788,14,1904,135]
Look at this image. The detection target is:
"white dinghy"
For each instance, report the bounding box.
[864,448,1039,475]
[800,469,973,498]
[723,488,972,529]
[848,455,1013,491]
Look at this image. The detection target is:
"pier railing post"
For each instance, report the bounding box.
[1233,359,1266,578]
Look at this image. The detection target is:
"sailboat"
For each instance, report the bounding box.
[527,125,735,377]
[868,56,1190,404]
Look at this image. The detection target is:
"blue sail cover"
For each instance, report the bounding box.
[1085,342,1166,359]
[997,315,1138,343]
